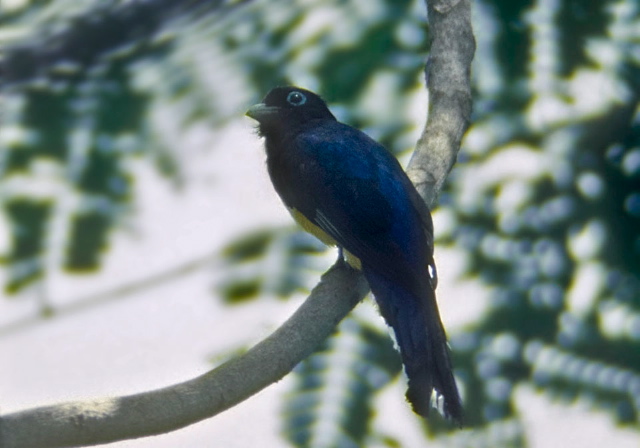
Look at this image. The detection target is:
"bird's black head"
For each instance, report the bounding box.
[246,86,336,139]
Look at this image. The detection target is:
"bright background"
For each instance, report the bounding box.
[1,0,639,446]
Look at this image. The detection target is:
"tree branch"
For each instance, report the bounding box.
[0,0,475,446]
[407,0,475,207]
[0,265,370,448]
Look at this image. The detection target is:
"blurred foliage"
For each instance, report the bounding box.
[1,0,639,446]
[284,316,402,448]
[2,199,51,292]
[219,227,327,303]
[441,0,640,436]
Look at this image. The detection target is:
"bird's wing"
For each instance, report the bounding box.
[274,121,430,293]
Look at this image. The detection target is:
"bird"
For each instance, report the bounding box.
[246,86,462,423]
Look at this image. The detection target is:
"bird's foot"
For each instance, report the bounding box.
[328,247,348,273]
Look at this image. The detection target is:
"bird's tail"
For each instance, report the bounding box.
[364,270,463,424]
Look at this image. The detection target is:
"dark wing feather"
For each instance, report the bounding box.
[268,120,429,295]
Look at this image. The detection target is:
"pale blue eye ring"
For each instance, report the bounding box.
[287,91,307,106]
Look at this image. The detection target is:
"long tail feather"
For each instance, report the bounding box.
[364,269,463,423]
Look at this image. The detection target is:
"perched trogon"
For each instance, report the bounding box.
[246,86,462,423]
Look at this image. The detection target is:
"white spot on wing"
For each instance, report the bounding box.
[316,209,342,241]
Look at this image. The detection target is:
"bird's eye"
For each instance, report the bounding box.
[286,91,307,106]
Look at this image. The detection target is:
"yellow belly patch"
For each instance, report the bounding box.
[288,207,362,270]
[344,251,362,270]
